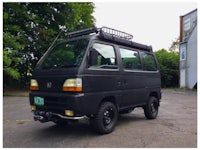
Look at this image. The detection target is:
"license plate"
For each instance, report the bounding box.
[34,96,44,106]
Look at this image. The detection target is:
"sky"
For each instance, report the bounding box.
[93,2,197,51]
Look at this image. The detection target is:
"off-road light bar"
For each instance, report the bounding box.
[66,27,98,38]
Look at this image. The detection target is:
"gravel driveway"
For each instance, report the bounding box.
[3,89,197,148]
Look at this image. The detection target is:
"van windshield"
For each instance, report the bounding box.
[36,39,89,70]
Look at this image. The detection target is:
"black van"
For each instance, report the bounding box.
[29,27,161,134]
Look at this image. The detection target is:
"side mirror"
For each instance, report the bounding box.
[89,48,98,66]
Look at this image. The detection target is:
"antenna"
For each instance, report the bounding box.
[46,30,63,52]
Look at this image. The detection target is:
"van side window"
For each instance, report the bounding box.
[89,43,117,69]
[119,48,142,70]
[141,52,157,71]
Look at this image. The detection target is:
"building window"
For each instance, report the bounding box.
[184,18,191,31]
[180,46,186,61]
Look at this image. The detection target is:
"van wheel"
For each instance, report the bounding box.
[93,102,118,134]
[144,96,159,119]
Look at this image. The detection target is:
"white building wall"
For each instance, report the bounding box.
[180,69,186,88]
[186,26,197,89]
[179,9,197,89]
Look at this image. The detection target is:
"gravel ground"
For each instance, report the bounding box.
[3,89,197,148]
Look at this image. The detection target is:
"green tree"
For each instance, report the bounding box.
[3,3,27,87]
[155,49,179,87]
[3,2,95,88]
[169,37,180,52]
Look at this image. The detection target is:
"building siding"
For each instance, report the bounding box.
[179,9,197,89]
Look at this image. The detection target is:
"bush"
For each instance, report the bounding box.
[155,49,179,88]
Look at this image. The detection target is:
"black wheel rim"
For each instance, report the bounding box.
[103,107,115,127]
[150,101,158,114]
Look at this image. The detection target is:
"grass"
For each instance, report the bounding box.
[3,87,197,97]
[3,92,29,97]
[3,88,29,97]
[162,87,197,93]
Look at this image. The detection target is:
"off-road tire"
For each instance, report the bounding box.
[144,96,159,119]
[93,102,118,134]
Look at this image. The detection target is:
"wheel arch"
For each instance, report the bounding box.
[100,96,119,112]
[149,91,160,106]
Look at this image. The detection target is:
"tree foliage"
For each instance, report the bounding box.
[155,49,179,87]
[169,37,180,52]
[3,2,95,88]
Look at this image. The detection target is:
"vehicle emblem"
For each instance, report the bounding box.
[47,82,52,88]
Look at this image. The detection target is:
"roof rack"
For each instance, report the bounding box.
[66,26,133,41]
[100,26,133,41]
[65,26,151,52]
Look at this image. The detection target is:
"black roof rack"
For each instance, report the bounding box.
[66,26,152,52]
[98,27,152,51]
[66,26,133,40]
[100,26,133,41]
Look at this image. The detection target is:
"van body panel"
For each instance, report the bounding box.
[120,71,146,106]
[31,68,80,92]
[29,90,122,116]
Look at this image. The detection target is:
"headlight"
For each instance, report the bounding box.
[63,78,82,92]
[30,79,39,90]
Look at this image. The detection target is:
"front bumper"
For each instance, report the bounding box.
[29,91,85,117]
[33,110,86,123]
